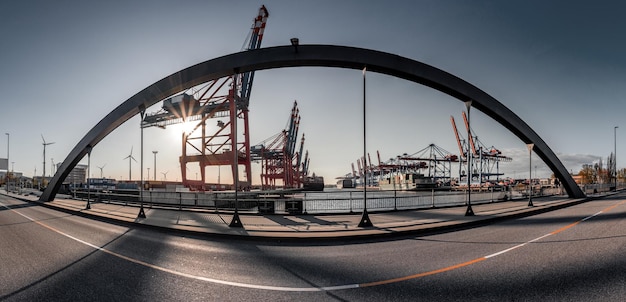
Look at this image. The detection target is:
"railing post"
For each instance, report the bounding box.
[349,192,353,213]
[431,188,435,208]
[465,188,468,204]
[214,193,218,212]
[394,190,397,211]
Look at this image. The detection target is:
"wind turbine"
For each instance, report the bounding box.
[41,135,55,183]
[124,147,137,180]
[161,171,169,181]
[97,164,107,178]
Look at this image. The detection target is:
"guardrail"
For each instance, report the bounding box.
[68,185,569,215]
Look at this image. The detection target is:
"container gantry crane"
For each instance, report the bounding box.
[251,101,306,189]
[142,5,269,191]
[400,144,459,185]
[450,111,512,186]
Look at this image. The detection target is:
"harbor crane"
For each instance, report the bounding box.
[250,101,307,190]
[142,5,269,191]
[450,111,512,185]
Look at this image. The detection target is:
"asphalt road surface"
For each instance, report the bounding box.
[1,193,625,301]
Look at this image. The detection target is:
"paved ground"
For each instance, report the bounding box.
[2,190,590,240]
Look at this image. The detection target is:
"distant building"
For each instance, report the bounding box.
[572,174,583,185]
[0,171,22,181]
[63,164,88,185]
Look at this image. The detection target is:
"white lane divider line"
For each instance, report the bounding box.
[3,199,624,291]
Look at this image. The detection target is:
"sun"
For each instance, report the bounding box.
[167,120,198,141]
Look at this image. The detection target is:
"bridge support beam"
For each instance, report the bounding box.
[41,45,584,202]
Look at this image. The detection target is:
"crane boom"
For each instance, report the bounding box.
[297,134,305,168]
[302,150,309,175]
[462,111,478,155]
[239,5,269,106]
[450,116,465,158]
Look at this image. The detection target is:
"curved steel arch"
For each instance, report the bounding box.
[41,44,584,201]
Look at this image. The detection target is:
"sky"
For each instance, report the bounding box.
[1,0,626,185]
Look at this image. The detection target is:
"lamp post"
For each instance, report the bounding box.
[527,143,534,207]
[228,71,242,227]
[137,110,146,219]
[465,101,474,216]
[358,67,373,227]
[86,146,92,210]
[5,133,8,193]
[152,150,158,181]
[614,126,618,191]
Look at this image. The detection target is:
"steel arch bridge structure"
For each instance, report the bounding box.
[40,44,585,201]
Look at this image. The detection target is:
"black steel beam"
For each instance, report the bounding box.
[41,44,584,201]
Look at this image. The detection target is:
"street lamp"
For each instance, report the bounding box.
[527,143,534,207]
[137,109,146,219]
[358,66,373,227]
[152,150,158,181]
[228,71,242,227]
[5,133,8,193]
[86,146,92,210]
[614,126,618,191]
[465,101,474,216]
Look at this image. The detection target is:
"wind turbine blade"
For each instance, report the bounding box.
[41,134,45,143]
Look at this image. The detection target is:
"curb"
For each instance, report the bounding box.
[2,192,594,242]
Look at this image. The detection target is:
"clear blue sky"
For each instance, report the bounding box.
[2,0,626,184]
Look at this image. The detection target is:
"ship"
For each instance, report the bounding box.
[336,178,356,189]
[378,173,438,191]
[302,174,324,191]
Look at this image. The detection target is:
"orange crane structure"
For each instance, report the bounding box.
[142,5,269,191]
[250,101,307,190]
[450,111,512,185]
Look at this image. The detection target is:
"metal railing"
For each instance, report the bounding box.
[69,185,571,215]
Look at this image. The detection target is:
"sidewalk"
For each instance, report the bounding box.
[3,191,588,240]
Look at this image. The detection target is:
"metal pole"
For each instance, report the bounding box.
[86,146,92,209]
[527,143,534,207]
[137,110,146,218]
[153,150,158,181]
[43,142,45,188]
[465,101,474,216]
[614,126,618,190]
[229,72,243,227]
[431,188,435,208]
[359,67,373,227]
[5,133,8,193]
[394,189,397,211]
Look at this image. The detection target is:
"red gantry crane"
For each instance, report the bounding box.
[142,5,269,191]
[251,101,307,190]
